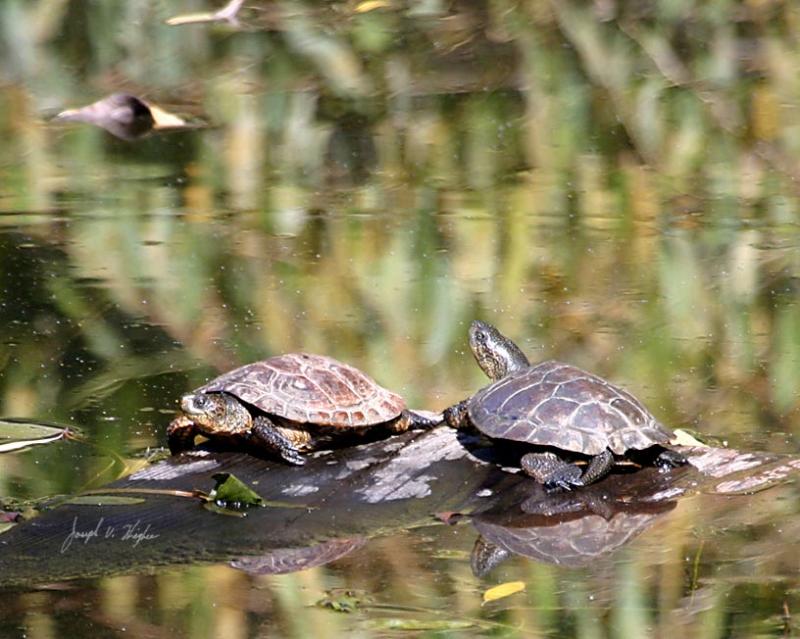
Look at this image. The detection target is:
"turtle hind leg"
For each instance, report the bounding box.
[521,452,583,491]
[655,448,687,469]
[577,449,614,486]
[394,409,444,433]
[522,449,614,491]
[250,415,306,466]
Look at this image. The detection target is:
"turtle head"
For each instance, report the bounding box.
[468,320,530,381]
[180,392,252,434]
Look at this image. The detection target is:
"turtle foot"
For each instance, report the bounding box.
[655,448,687,470]
[251,416,307,466]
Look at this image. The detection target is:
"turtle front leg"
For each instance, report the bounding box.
[521,449,614,490]
[521,452,583,491]
[443,400,470,429]
[250,415,306,466]
[167,415,199,454]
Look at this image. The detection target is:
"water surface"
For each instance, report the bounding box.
[2,2,800,637]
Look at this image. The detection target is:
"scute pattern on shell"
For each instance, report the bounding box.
[197,353,406,428]
[468,360,673,455]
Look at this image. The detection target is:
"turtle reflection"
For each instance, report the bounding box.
[231,537,366,575]
[469,466,686,576]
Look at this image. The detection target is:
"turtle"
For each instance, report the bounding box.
[444,321,686,490]
[167,352,441,465]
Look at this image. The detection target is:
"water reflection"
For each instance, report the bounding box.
[231,537,367,575]
[470,467,682,574]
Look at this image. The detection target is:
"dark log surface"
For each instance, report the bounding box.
[1,427,798,588]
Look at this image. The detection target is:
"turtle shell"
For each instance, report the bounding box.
[196,353,406,429]
[468,360,673,455]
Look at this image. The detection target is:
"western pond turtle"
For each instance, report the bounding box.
[168,352,440,464]
[444,321,686,489]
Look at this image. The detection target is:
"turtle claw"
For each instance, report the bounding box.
[544,479,575,493]
[280,448,307,466]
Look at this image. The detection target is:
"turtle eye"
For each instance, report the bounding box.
[194,395,207,408]
[474,330,486,345]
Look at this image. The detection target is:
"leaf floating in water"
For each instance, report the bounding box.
[64,496,146,507]
[207,474,308,510]
[53,93,201,141]
[0,419,72,454]
[482,581,526,604]
[147,104,187,129]
[355,0,391,12]
[370,618,475,631]
[316,589,372,613]
[208,473,264,509]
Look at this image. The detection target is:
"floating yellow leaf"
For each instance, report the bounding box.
[356,0,390,13]
[482,581,525,604]
[149,104,188,129]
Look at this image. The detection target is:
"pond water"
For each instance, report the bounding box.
[2,1,800,637]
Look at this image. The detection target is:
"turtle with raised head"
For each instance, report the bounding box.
[444,321,686,489]
[168,353,440,464]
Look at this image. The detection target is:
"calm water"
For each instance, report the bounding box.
[2,1,800,637]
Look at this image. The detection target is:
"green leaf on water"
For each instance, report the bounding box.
[0,522,16,535]
[64,496,147,506]
[208,473,264,508]
[0,419,72,454]
[316,589,372,613]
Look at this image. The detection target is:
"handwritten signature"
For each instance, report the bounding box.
[60,516,159,553]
